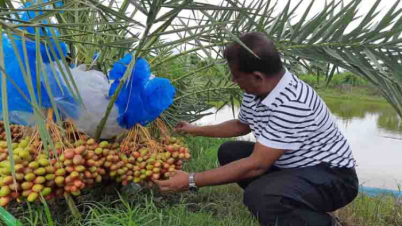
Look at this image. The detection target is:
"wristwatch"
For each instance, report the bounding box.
[188,173,198,192]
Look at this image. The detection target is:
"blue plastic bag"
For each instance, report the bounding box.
[0,33,77,125]
[42,63,78,119]
[0,34,38,112]
[143,77,175,121]
[0,0,74,125]
[0,34,40,124]
[18,0,67,63]
[109,54,176,129]
[0,0,79,125]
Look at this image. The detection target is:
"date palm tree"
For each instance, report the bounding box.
[0,0,401,221]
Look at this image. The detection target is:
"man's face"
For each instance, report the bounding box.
[229,64,260,95]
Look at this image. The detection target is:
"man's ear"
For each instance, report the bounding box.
[253,71,265,81]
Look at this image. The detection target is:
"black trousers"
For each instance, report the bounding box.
[218,141,359,226]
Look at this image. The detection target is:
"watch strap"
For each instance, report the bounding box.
[189,173,198,192]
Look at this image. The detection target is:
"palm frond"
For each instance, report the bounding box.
[0,0,401,144]
[207,0,402,116]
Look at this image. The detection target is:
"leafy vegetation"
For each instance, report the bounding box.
[299,72,371,88]
[300,72,385,102]
[1,0,401,134]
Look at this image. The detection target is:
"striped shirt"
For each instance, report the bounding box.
[238,69,356,169]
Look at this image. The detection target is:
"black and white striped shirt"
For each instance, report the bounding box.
[238,70,356,168]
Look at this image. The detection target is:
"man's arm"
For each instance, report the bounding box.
[175,119,251,138]
[194,142,283,187]
[153,142,284,191]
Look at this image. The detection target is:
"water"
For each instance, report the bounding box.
[196,97,402,192]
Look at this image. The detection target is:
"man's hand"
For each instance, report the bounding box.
[180,143,284,188]
[174,121,198,134]
[153,170,190,192]
[153,143,283,192]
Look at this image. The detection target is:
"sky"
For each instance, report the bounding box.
[13,0,402,57]
[14,0,402,35]
[120,0,402,56]
[129,0,402,35]
[14,0,402,43]
[201,0,402,21]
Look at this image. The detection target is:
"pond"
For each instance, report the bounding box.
[196,97,402,192]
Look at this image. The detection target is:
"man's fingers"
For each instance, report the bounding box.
[169,171,177,177]
[175,122,184,128]
[148,181,156,187]
[153,179,168,186]
[174,121,189,132]
[154,181,172,192]
[159,186,172,192]
[173,126,183,132]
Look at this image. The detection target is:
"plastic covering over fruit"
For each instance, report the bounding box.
[69,65,125,139]
[0,33,75,124]
[0,0,182,208]
[0,1,176,138]
[109,54,176,129]
[18,0,67,63]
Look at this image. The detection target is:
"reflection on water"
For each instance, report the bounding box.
[378,113,402,135]
[324,98,402,135]
[196,97,402,190]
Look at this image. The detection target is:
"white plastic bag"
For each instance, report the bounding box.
[71,65,126,139]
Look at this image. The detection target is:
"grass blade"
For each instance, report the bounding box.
[0,207,22,226]
[0,27,17,190]
[39,194,54,226]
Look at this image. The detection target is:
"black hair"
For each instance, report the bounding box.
[223,32,283,77]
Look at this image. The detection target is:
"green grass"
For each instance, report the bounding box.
[298,72,371,87]
[1,136,401,226]
[317,86,385,103]
[299,73,386,103]
[337,193,402,226]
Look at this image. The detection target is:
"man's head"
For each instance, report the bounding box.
[223,32,284,96]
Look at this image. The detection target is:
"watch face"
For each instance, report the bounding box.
[189,186,198,192]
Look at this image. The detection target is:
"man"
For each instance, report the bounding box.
[153,32,359,226]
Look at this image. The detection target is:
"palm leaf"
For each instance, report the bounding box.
[0,2,401,204]
[206,0,402,116]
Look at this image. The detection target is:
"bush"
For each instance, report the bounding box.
[298,72,370,88]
